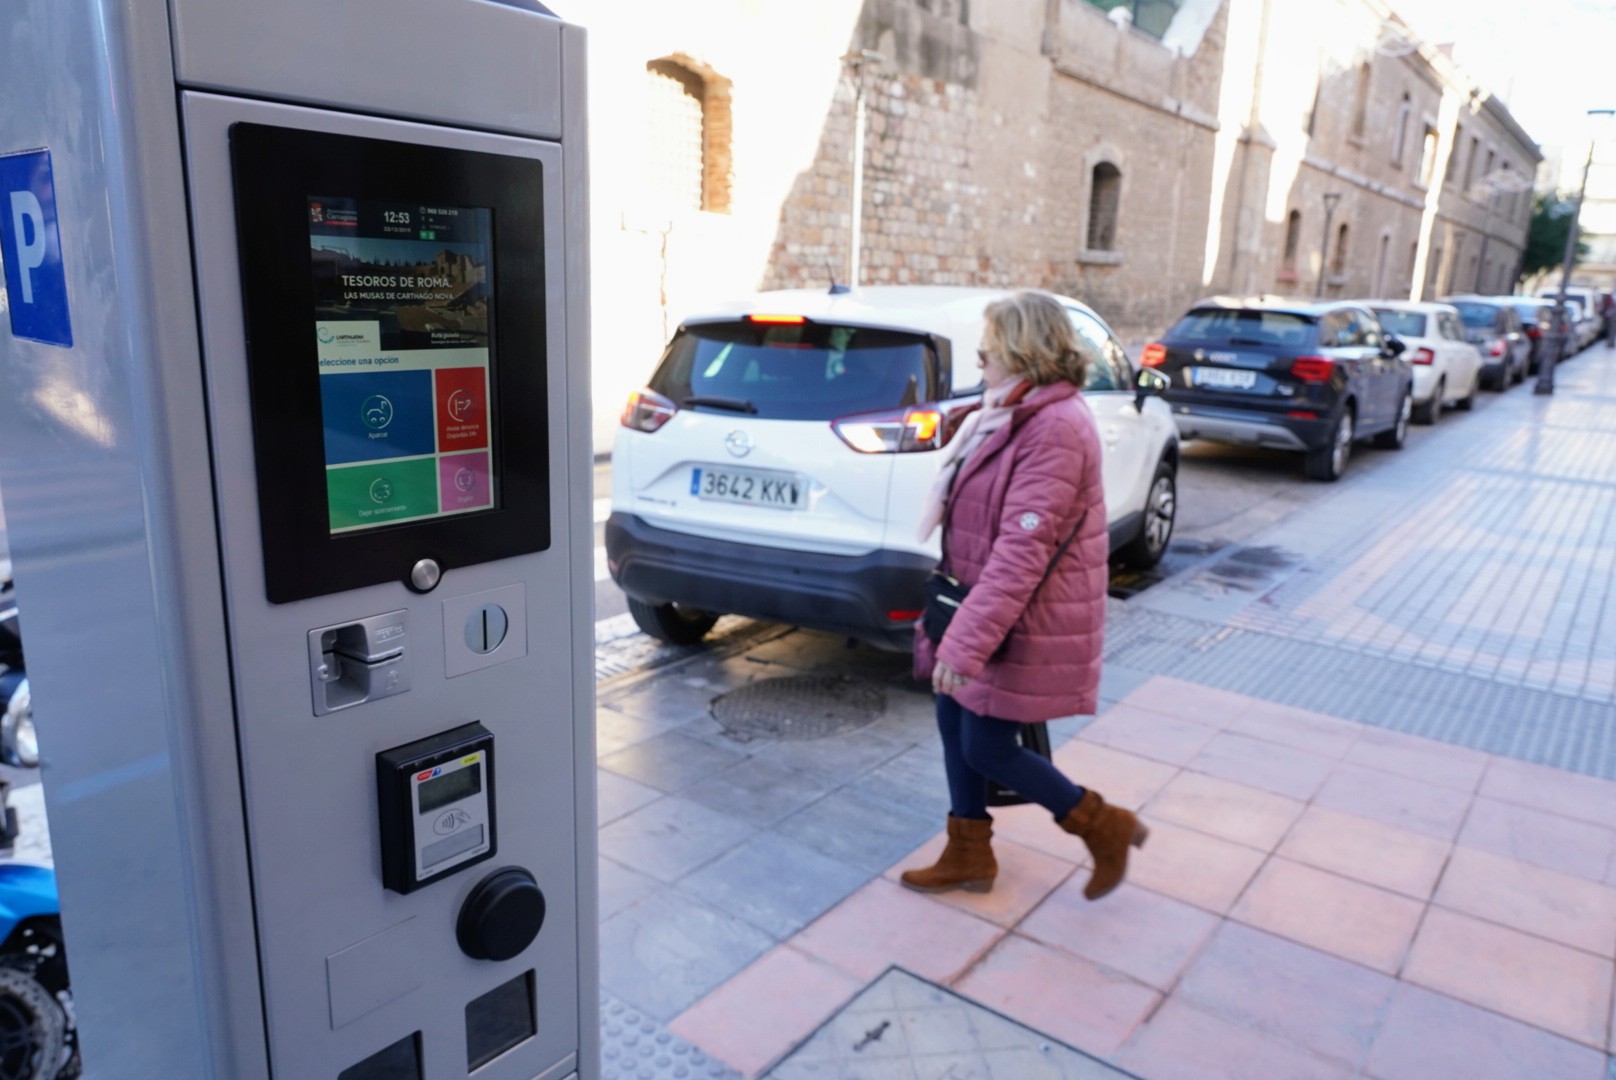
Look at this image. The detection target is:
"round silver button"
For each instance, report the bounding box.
[409,558,442,593]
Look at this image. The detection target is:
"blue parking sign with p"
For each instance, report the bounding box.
[0,149,73,348]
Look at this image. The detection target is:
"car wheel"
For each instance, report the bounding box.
[1116,460,1176,570]
[1455,372,1478,411]
[1374,390,1412,449]
[627,598,719,645]
[1411,379,1442,424]
[1304,406,1353,482]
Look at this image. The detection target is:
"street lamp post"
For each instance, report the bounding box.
[1537,107,1615,395]
[840,49,883,290]
[1315,192,1342,298]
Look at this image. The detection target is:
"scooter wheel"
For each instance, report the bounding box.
[0,966,67,1080]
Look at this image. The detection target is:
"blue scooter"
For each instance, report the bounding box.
[0,859,72,1080]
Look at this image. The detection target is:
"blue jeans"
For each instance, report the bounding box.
[936,694,1085,821]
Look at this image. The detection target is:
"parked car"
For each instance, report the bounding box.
[1365,302,1482,422]
[1537,287,1601,352]
[608,286,1180,649]
[1442,297,1531,388]
[1498,297,1556,372]
[1144,297,1411,482]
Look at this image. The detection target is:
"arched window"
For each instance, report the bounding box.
[1087,163,1122,251]
[645,57,733,214]
[1392,93,1411,166]
[1332,223,1350,275]
[1282,210,1302,272]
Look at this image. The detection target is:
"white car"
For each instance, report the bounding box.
[607,286,1179,649]
[1538,287,1601,351]
[1366,301,1483,423]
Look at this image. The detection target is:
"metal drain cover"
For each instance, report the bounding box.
[711,675,885,741]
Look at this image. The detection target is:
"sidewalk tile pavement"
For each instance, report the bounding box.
[599,348,1616,1077]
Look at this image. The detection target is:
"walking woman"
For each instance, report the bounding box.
[903,290,1146,901]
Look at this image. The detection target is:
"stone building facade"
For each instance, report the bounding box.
[572,0,1538,451]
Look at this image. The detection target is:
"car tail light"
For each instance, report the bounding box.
[1489,339,1506,358]
[1141,342,1167,367]
[1290,356,1334,382]
[1411,347,1435,365]
[1526,325,1542,340]
[832,403,960,453]
[1286,410,1319,419]
[887,609,923,622]
[620,387,678,433]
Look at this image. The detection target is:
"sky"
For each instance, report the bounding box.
[1388,0,1616,178]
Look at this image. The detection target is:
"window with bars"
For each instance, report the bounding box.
[1087,163,1122,251]
[1082,0,1182,39]
[644,58,733,214]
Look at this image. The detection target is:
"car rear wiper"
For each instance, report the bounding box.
[683,395,758,414]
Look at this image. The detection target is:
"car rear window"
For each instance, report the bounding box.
[1450,302,1499,329]
[650,320,940,421]
[1166,308,1316,349]
[1371,310,1428,338]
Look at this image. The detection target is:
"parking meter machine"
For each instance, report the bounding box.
[0,3,595,1078]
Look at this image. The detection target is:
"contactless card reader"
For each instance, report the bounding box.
[377,722,496,894]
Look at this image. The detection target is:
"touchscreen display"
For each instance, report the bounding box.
[310,197,497,533]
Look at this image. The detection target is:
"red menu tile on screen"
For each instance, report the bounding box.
[436,366,489,451]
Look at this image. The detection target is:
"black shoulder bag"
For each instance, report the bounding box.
[921,504,1087,648]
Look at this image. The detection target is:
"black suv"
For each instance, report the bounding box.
[1144,298,1411,481]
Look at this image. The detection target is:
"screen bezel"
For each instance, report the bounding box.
[230,123,550,603]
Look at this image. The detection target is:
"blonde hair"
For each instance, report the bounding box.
[982,290,1092,387]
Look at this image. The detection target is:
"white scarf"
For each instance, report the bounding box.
[916,378,1030,542]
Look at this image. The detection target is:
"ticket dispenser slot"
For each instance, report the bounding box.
[309,611,409,715]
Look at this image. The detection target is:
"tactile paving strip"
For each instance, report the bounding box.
[762,967,1138,1079]
[1105,606,1616,779]
[600,993,741,1080]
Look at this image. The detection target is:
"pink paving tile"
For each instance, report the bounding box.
[1143,770,1305,850]
[953,933,1161,1056]
[987,802,1091,862]
[1174,922,1397,1067]
[1277,805,1452,899]
[1458,796,1616,883]
[1125,818,1266,914]
[1229,858,1424,974]
[1403,907,1613,1047]
[1051,738,1181,808]
[1366,983,1608,1080]
[1479,757,1616,829]
[790,878,1005,984]
[883,834,1075,927]
[1116,999,1352,1080]
[1312,761,1473,840]
[1077,702,1220,766]
[1187,731,1336,800]
[1344,727,1489,792]
[668,944,863,1077]
[1226,698,1362,758]
[1121,676,1252,728]
[1433,846,1616,957]
[1018,879,1219,990]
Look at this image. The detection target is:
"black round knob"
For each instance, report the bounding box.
[457,867,545,961]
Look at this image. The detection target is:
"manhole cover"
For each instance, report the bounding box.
[711,675,885,741]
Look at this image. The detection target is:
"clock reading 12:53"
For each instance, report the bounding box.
[383,209,412,225]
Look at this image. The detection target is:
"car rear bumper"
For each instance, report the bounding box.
[605,513,933,651]
[1168,404,1329,452]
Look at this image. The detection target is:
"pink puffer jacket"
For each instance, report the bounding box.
[913,381,1107,722]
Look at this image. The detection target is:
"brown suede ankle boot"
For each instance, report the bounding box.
[1059,790,1148,900]
[899,815,997,893]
